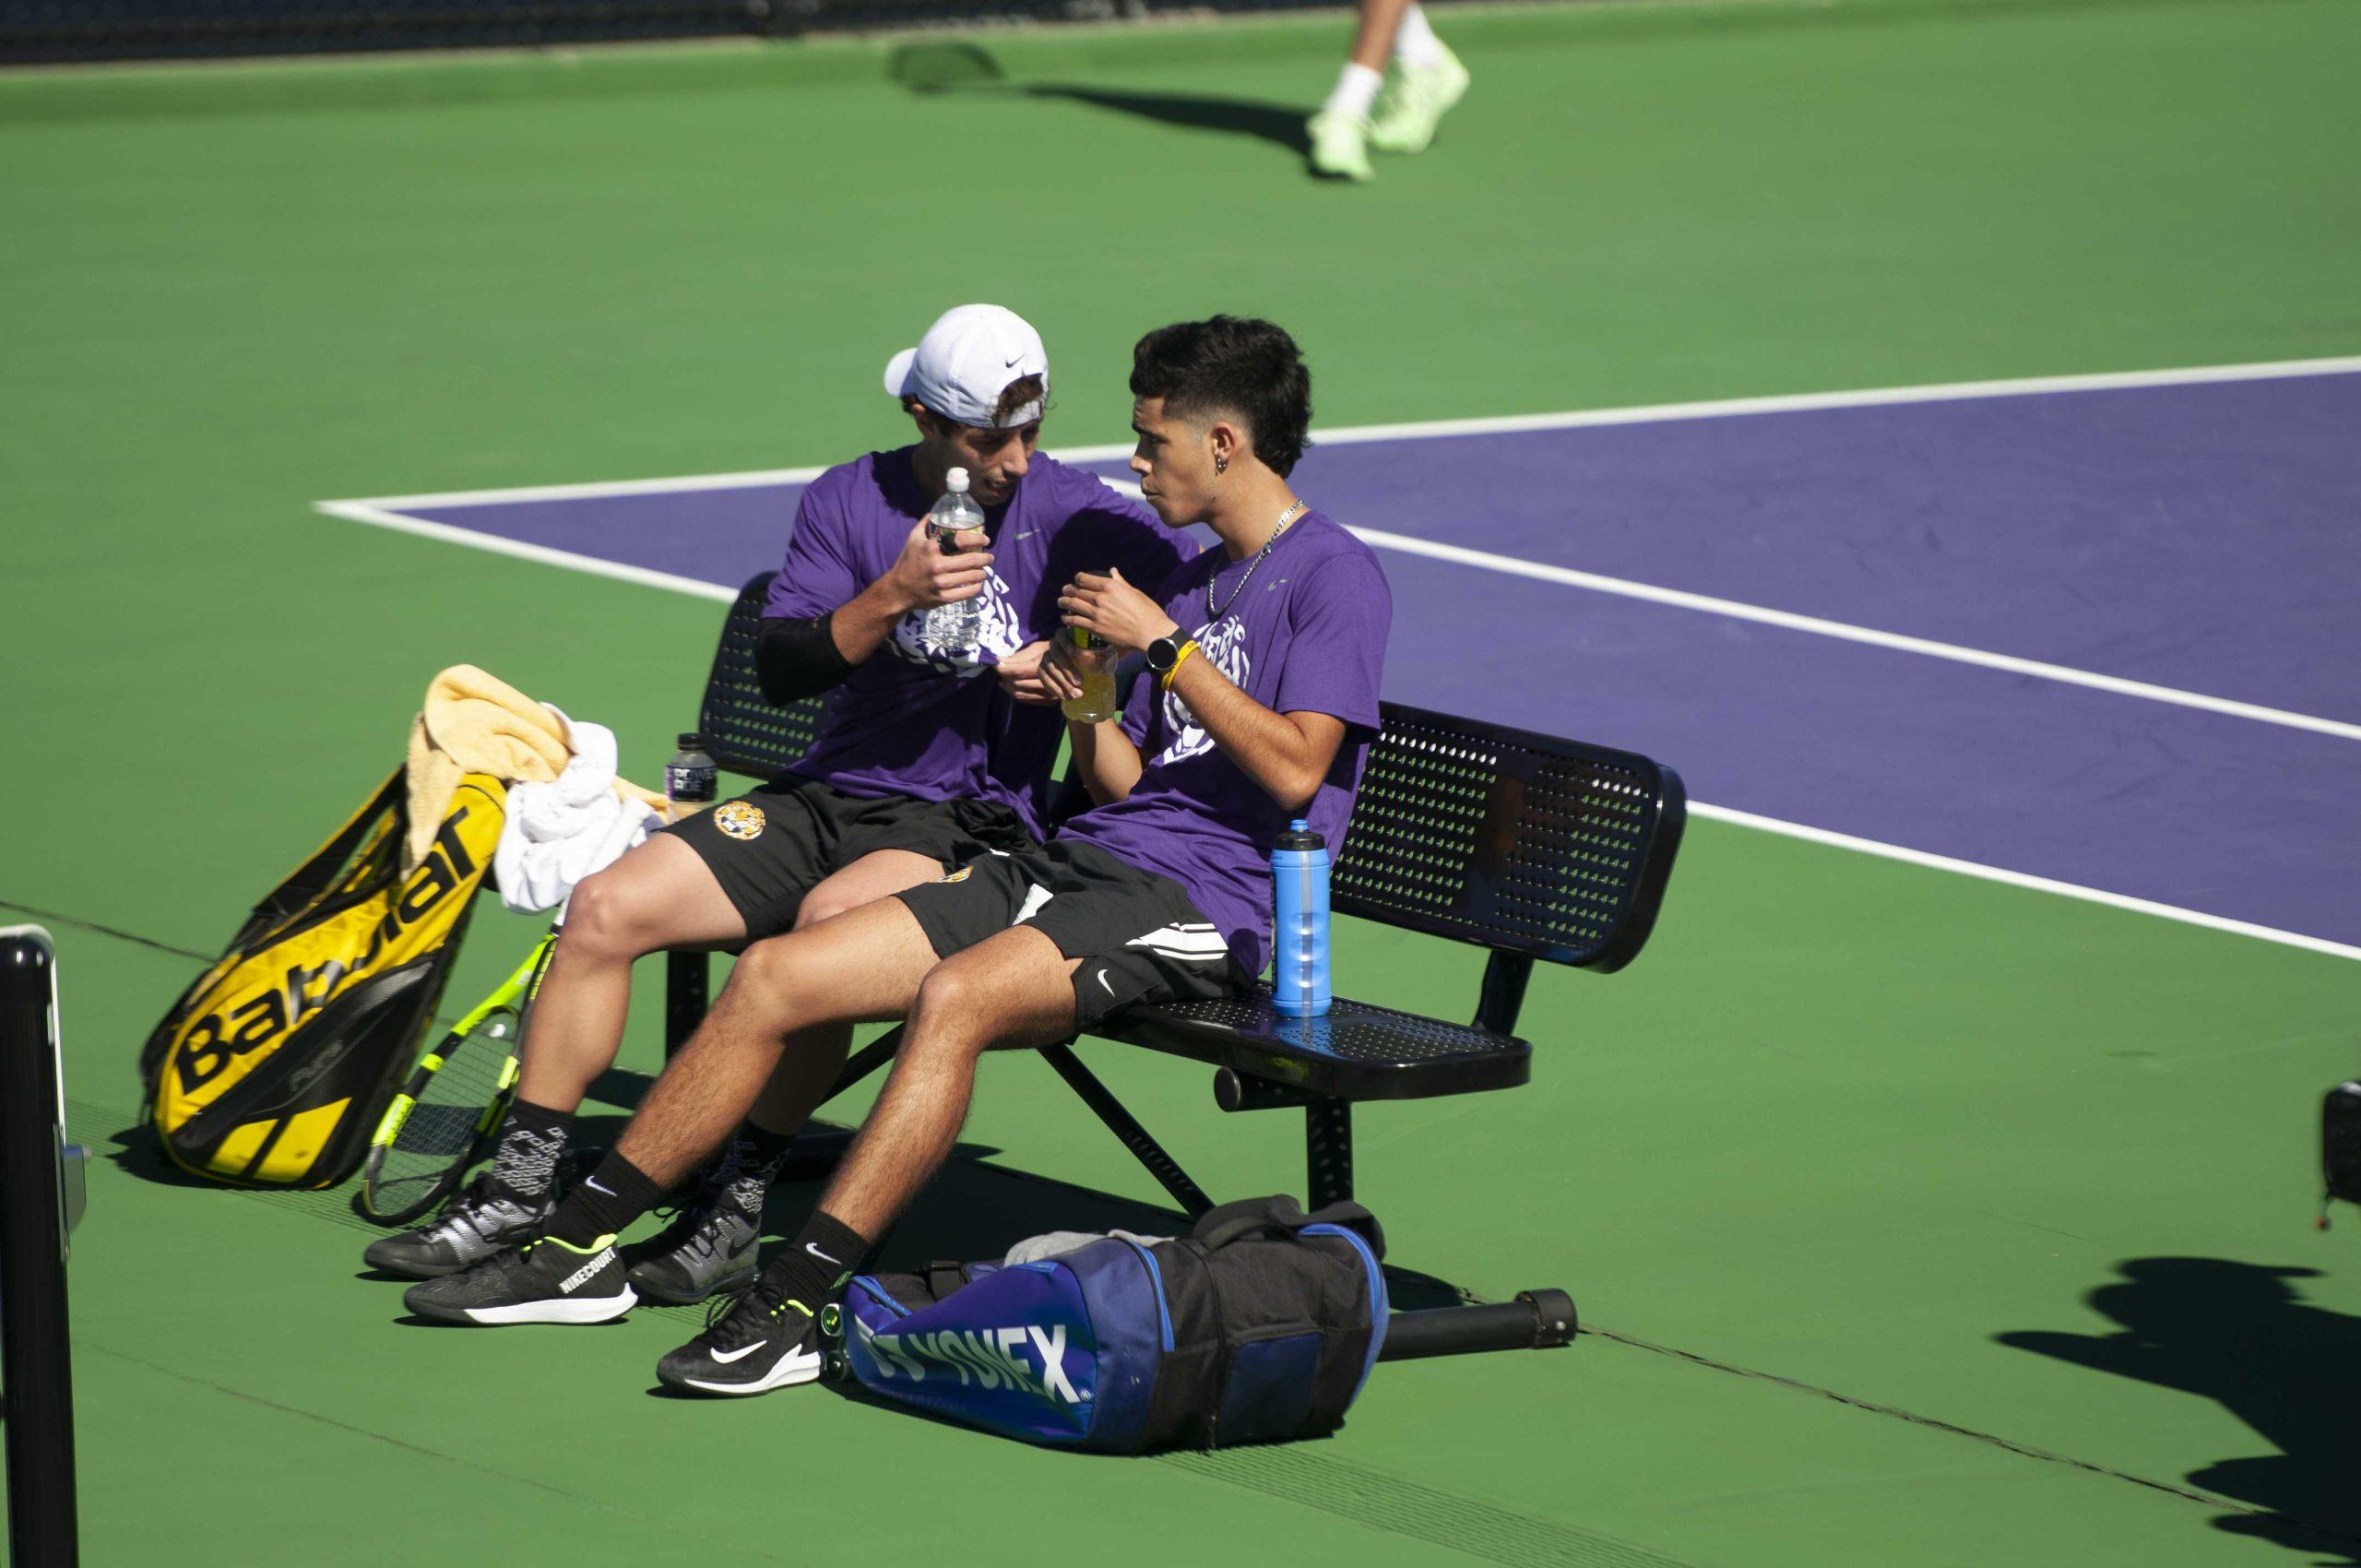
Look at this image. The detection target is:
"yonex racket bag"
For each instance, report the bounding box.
[836,1194,1387,1453]
[138,769,504,1189]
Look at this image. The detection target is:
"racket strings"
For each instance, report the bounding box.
[371,1018,518,1215]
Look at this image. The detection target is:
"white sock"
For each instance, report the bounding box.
[1323,62,1383,120]
[1394,4,1448,68]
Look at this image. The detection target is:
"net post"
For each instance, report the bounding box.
[2,927,80,1567]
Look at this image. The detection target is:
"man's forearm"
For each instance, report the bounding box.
[826,574,923,664]
[1067,718,1145,805]
[1164,657,1332,813]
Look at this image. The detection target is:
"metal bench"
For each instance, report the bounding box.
[669,571,1686,1354]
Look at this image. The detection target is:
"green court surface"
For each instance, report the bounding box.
[6,0,2361,1562]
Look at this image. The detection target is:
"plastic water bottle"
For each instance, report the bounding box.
[666,732,717,824]
[1271,819,1332,1016]
[921,466,987,653]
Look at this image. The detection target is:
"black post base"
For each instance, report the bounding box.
[1377,1289,1578,1361]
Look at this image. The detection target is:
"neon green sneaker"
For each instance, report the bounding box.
[1306,109,1375,183]
[1368,44,1471,155]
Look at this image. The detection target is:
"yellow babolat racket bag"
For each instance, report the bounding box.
[139,770,505,1188]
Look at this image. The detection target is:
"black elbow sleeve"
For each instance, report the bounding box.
[755,614,855,705]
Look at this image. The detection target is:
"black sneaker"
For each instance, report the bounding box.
[654,1282,826,1396]
[403,1235,636,1325]
[625,1201,759,1306]
[363,1173,552,1280]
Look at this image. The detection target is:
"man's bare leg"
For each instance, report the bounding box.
[1346,0,1414,71]
[817,927,1078,1240]
[516,834,745,1112]
[605,897,944,1197]
[745,849,944,1135]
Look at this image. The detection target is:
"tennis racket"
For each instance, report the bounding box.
[359,925,559,1226]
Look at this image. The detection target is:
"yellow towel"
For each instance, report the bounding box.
[403,665,668,868]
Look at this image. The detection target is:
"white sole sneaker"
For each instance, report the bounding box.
[452,1288,638,1326]
[674,1344,826,1396]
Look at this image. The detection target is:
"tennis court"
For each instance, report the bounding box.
[6,0,2360,1562]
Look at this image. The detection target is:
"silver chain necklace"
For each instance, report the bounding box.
[1205,500,1307,624]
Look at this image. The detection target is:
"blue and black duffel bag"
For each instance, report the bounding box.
[830,1194,1387,1453]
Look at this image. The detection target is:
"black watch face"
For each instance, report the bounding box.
[1148,636,1179,671]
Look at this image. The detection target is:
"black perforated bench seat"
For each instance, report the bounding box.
[1105,988,1529,1100]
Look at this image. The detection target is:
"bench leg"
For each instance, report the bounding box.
[1039,1041,1216,1218]
[663,950,708,1061]
[1306,1097,1354,1209]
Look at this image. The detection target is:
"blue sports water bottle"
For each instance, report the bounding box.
[1271,820,1332,1016]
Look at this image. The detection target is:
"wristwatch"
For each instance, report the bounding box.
[1145,635,1185,677]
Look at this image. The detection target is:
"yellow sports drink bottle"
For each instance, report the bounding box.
[1061,626,1120,723]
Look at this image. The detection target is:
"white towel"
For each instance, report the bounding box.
[492,707,660,914]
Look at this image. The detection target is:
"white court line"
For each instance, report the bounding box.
[314,501,739,602]
[329,352,2361,510]
[1349,526,2361,742]
[1689,803,2361,965]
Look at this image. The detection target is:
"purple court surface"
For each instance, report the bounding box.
[335,370,2361,953]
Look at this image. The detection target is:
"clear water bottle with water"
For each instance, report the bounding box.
[666,731,717,824]
[1271,819,1332,1016]
[921,466,987,654]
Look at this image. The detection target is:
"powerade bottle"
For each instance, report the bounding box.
[921,466,987,654]
[1271,819,1332,1016]
[666,732,717,824]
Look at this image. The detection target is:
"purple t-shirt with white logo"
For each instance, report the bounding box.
[765,449,1195,837]
[1059,512,1392,976]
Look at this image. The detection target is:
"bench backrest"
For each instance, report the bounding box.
[697,572,1683,976]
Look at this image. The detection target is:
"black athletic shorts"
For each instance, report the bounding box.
[894,839,1245,1029]
[662,776,1034,940]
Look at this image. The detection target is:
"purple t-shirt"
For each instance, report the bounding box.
[765,449,1195,837]
[1060,512,1392,976]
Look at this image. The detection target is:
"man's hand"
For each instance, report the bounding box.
[1058,567,1180,656]
[884,518,992,612]
[996,640,1061,707]
[1036,635,1088,704]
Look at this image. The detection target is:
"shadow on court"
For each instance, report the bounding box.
[1997,1257,2361,1563]
[887,40,1310,158]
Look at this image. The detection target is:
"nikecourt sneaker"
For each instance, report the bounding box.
[1306,109,1375,183]
[362,1173,552,1280]
[1368,43,1470,155]
[402,1235,636,1325]
[625,1201,759,1307]
[655,1284,826,1396]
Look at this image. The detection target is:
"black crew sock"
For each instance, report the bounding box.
[487,1099,573,1203]
[710,1121,799,1225]
[754,1209,871,1314]
[543,1150,667,1249]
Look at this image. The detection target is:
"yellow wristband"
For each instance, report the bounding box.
[1159,639,1200,690]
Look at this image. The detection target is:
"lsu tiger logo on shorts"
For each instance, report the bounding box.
[714,802,765,841]
[936,863,975,885]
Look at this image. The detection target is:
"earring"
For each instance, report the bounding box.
[1215,455,1228,476]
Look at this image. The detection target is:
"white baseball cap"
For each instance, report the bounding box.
[883,304,1050,430]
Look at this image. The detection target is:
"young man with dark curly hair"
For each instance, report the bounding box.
[404,318,1393,1403]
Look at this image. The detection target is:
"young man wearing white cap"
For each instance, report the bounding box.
[371,304,1193,1305]
[1307,0,1469,183]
